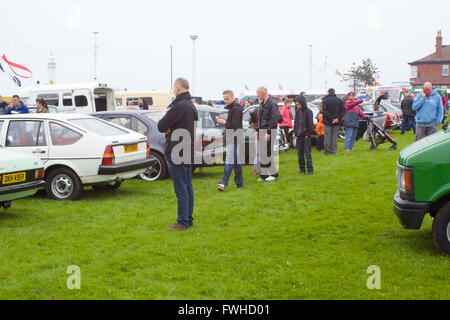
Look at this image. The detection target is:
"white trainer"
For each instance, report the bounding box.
[265,176,279,182]
[218,184,226,191]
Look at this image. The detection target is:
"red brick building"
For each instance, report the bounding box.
[409,31,450,89]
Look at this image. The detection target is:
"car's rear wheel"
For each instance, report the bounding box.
[432,202,450,255]
[139,152,168,181]
[92,180,122,190]
[46,168,83,201]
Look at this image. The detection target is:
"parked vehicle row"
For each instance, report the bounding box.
[0,114,152,200]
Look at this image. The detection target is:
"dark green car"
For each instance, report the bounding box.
[394,124,450,255]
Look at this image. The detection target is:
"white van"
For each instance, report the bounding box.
[115,90,174,110]
[19,82,117,114]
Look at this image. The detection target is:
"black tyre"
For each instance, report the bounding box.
[139,152,168,181]
[46,168,83,201]
[92,180,122,191]
[432,202,450,255]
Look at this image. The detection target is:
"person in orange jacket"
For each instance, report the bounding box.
[315,102,325,151]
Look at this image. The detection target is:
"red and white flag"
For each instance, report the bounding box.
[278,83,284,90]
[0,53,33,87]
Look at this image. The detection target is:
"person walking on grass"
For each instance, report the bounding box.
[249,103,261,176]
[315,102,325,151]
[256,86,280,182]
[293,95,314,174]
[322,88,345,155]
[216,90,244,192]
[157,78,199,231]
[401,92,416,134]
[343,92,368,151]
[412,82,443,142]
[279,98,293,148]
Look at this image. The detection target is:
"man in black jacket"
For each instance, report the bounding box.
[256,86,280,181]
[158,78,199,231]
[293,95,314,174]
[216,90,244,191]
[400,93,416,134]
[322,88,345,155]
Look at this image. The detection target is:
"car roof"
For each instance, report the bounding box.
[0,113,93,120]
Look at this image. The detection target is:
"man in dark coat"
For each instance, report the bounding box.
[158,78,198,231]
[256,86,280,181]
[322,88,345,155]
[400,93,416,134]
[293,95,314,174]
[216,90,244,191]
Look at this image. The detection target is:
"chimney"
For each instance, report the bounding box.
[436,30,442,59]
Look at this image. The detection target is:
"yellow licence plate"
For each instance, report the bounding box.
[124,144,138,153]
[2,172,26,185]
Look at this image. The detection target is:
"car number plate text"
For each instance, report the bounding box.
[124,144,138,153]
[2,172,26,185]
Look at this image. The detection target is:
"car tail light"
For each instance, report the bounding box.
[102,145,115,165]
[146,141,151,158]
[35,169,45,179]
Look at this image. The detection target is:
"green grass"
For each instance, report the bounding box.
[0,130,448,300]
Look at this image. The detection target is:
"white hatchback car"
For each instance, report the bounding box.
[0,114,152,200]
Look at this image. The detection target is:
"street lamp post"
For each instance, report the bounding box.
[309,44,313,91]
[190,35,198,95]
[93,32,99,82]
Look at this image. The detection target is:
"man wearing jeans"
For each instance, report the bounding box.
[158,78,199,231]
[412,82,444,142]
[293,95,314,174]
[401,93,416,134]
[216,90,243,191]
[322,88,345,155]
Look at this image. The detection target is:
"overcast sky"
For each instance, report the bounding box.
[1,0,449,99]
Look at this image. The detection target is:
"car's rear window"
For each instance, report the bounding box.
[144,112,166,123]
[69,118,129,136]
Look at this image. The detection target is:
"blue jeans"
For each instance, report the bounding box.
[401,116,416,134]
[344,127,358,150]
[170,164,194,228]
[220,144,243,187]
[296,137,313,173]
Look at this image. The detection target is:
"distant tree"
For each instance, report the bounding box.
[359,58,379,87]
[341,59,379,92]
[342,63,364,93]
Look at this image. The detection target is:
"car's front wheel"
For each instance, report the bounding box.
[140,152,168,181]
[46,168,83,201]
[432,202,450,256]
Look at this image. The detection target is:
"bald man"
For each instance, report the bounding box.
[158,78,199,231]
[256,86,281,181]
[412,82,444,141]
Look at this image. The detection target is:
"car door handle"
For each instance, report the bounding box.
[32,150,46,154]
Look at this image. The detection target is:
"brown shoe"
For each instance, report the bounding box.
[166,223,187,231]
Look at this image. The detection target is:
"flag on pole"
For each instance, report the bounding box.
[279,83,284,90]
[0,54,33,87]
[245,84,249,91]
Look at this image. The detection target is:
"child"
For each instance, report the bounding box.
[316,102,325,151]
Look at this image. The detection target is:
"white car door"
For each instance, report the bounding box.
[4,119,50,163]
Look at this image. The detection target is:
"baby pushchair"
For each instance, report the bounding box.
[364,116,398,151]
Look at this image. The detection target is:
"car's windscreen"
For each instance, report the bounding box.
[144,112,166,123]
[360,104,374,112]
[69,118,129,136]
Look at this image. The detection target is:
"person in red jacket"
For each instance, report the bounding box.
[279,98,293,147]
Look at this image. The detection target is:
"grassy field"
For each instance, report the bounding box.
[0,130,448,300]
